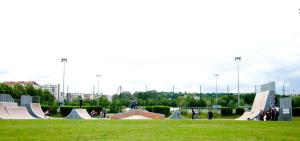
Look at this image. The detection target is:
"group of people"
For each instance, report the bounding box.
[90,109,107,118]
[191,108,213,120]
[257,108,279,121]
[130,100,138,109]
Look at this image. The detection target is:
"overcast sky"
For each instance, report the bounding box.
[0,0,300,95]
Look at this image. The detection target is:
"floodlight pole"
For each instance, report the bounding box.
[96,74,101,96]
[235,57,241,107]
[61,58,68,104]
[214,74,219,104]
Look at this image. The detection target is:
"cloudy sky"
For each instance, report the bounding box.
[0,0,300,95]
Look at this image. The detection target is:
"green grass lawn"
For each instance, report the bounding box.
[0,119,300,141]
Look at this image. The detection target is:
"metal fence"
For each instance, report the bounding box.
[0,94,15,102]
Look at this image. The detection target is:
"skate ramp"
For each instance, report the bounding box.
[111,109,165,119]
[237,91,271,120]
[27,103,46,119]
[122,115,152,119]
[65,109,92,119]
[168,110,184,119]
[0,102,18,119]
[5,107,35,119]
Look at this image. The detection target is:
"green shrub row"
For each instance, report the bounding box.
[292,108,300,116]
[145,106,170,116]
[220,108,233,116]
[41,105,58,115]
[235,108,245,115]
[60,106,103,116]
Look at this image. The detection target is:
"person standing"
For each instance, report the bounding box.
[192,108,195,119]
[208,110,213,120]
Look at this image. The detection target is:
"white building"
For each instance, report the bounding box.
[41,84,60,100]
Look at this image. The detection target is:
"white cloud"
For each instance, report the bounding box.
[1,0,300,94]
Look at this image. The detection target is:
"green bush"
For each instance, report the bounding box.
[220,108,233,116]
[60,106,76,116]
[85,106,103,114]
[180,109,188,115]
[41,105,58,115]
[292,108,300,116]
[235,108,245,115]
[145,106,153,112]
[60,106,103,116]
[145,106,170,116]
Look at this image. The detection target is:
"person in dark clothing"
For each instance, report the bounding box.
[192,108,195,119]
[259,110,264,121]
[78,96,83,108]
[271,108,276,121]
[208,110,213,120]
[274,109,279,121]
[266,112,271,121]
[102,109,107,118]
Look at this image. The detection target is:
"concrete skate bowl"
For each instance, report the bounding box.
[110,110,165,119]
[237,90,271,120]
[65,109,92,119]
[0,102,18,119]
[27,103,46,119]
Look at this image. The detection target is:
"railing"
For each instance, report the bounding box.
[0,94,15,102]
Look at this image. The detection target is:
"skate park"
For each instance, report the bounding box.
[0,82,293,121]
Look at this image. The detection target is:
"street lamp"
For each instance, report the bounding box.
[235,56,241,107]
[96,74,101,96]
[214,74,219,104]
[61,58,68,104]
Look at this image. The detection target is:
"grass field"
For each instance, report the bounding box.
[0,118,300,141]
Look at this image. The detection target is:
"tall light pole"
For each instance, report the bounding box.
[235,56,241,107]
[214,74,219,104]
[96,74,101,96]
[61,58,67,104]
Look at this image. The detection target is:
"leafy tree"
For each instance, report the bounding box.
[25,85,38,96]
[98,95,110,108]
[12,84,27,98]
[292,96,300,107]
[0,83,13,95]
[109,99,121,113]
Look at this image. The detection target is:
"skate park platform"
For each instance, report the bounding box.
[110,109,165,119]
[237,82,276,120]
[26,103,46,119]
[0,102,35,119]
[65,109,92,119]
[237,90,271,120]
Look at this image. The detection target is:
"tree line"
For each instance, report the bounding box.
[0,83,55,105]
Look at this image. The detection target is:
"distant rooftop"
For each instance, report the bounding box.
[3,81,40,86]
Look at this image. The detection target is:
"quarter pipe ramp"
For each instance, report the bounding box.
[27,103,46,119]
[65,109,92,119]
[237,90,272,120]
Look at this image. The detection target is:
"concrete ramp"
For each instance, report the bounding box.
[65,109,92,119]
[237,91,271,120]
[168,110,184,119]
[27,103,46,119]
[5,107,35,119]
[0,102,18,119]
[111,109,165,119]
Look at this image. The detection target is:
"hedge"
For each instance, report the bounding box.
[60,106,103,117]
[145,106,170,116]
[235,108,245,115]
[292,108,300,116]
[220,108,233,116]
[41,105,58,115]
